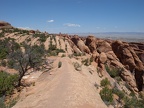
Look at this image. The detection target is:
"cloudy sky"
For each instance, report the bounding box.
[0,0,144,33]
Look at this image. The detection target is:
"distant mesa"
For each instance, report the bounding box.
[0,21,13,29]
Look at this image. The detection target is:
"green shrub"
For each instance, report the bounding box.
[26,38,31,42]
[90,56,93,62]
[0,38,20,60]
[58,61,62,68]
[38,34,48,42]
[123,96,144,108]
[65,44,67,51]
[1,60,7,67]
[0,97,6,108]
[7,60,15,68]
[82,58,89,66]
[100,87,113,104]
[61,54,66,57]
[100,78,111,87]
[105,65,123,78]
[0,48,8,59]
[0,33,4,38]
[0,71,18,97]
[112,88,125,100]
[13,28,20,32]
[0,97,18,108]
[73,62,81,71]
[73,53,82,56]
[47,45,65,56]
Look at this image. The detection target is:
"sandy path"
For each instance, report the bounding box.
[13,57,107,108]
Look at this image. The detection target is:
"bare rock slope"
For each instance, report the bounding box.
[13,57,107,108]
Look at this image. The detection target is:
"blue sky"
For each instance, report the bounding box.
[0,0,144,33]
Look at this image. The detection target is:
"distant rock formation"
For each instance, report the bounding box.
[0,21,13,28]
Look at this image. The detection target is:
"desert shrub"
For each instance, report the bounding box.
[0,38,20,60]
[0,32,4,38]
[129,91,135,97]
[125,83,131,91]
[105,65,123,78]
[90,56,93,62]
[0,97,18,108]
[0,71,18,97]
[47,44,65,56]
[49,44,56,50]
[65,44,67,51]
[100,87,113,105]
[82,58,89,66]
[112,88,125,100]
[58,61,62,68]
[26,38,31,42]
[73,53,82,56]
[0,97,6,108]
[123,96,144,108]
[0,47,8,59]
[20,30,29,35]
[100,78,111,87]
[58,39,61,45]
[61,54,66,57]
[38,34,48,42]
[7,59,15,68]
[7,98,18,108]
[73,62,81,71]
[1,60,7,67]
[33,33,40,38]
[63,37,66,42]
[13,28,20,32]
[53,35,56,42]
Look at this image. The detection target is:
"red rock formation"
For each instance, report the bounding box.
[97,40,112,53]
[130,42,144,64]
[85,36,97,53]
[71,35,90,54]
[112,40,144,91]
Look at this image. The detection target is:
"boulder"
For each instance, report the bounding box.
[97,41,112,53]
[85,36,97,53]
[106,51,119,61]
[77,40,90,53]
[99,52,107,64]
[92,51,99,62]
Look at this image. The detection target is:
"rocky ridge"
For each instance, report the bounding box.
[0,22,144,108]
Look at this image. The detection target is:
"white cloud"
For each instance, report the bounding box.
[64,23,81,27]
[96,27,100,29]
[18,27,32,30]
[47,20,54,23]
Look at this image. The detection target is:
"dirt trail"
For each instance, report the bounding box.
[13,57,107,108]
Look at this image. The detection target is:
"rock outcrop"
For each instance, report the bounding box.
[85,36,97,53]
[112,40,144,91]
[97,40,112,53]
[0,21,13,28]
[71,35,90,54]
